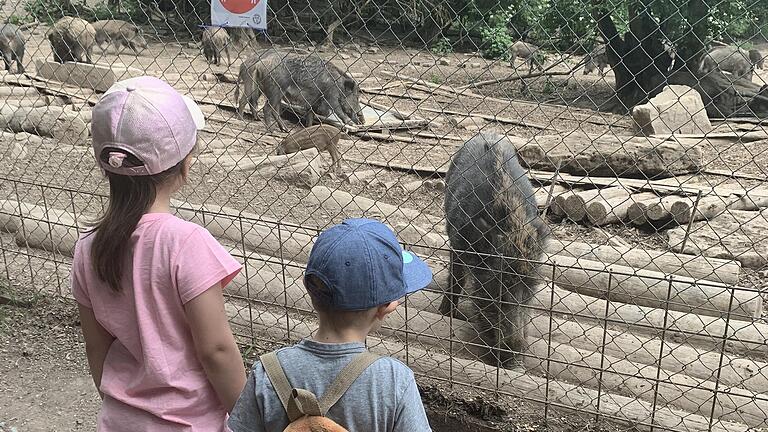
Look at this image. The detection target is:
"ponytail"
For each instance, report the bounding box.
[87,149,189,292]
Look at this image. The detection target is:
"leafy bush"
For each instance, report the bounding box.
[431,36,453,56]
[479,11,514,59]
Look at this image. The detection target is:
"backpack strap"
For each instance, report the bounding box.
[260,351,303,421]
[318,351,381,414]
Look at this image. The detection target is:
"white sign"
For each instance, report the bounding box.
[211,0,267,30]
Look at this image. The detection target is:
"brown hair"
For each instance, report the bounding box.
[87,148,191,292]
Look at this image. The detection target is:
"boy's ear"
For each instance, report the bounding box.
[375,301,399,320]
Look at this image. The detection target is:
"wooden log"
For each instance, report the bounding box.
[527,314,768,396]
[7,99,48,108]
[307,185,443,227]
[551,190,579,217]
[628,196,665,226]
[546,239,740,285]
[0,86,40,97]
[222,257,768,398]
[586,192,658,225]
[563,186,630,222]
[514,132,703,178]
[525,338,768,428]
[667,209,768,269]
[672,193,768,224]
[228,264,768,428]
[35,60,145,92]
[0,105,88,145]
[529,284,768,357]
[534,184,568,209]
[226,305,750,432]
[170,199,316,263]
[646,195,691,223]
[545,254,760,319]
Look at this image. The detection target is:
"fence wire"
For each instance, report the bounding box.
[1,0,767,431]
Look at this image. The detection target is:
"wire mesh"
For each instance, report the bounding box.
[0,0,767,431]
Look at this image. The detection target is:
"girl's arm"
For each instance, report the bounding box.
[78,303,115,397]
[185,284,247,413]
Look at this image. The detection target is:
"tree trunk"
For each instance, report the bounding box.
[593,1,673,112]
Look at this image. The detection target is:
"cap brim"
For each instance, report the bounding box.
[180,94,206,130]
[401,251,433,295]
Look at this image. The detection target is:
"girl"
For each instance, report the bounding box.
[71,76,246,431]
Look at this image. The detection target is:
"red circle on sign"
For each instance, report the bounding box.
[220,0,259,14]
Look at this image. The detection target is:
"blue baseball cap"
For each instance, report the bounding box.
[304,218,433,311]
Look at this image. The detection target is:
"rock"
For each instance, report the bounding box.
[666,209,768,269]
[470,62,482,69]
[366,46,379,54]
[11,142,27,159]
[632,85,712,135]
[35,60,144,92]
[339,53,351,60]
[438,57,450,66]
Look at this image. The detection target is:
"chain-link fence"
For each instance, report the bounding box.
[1,0,767,430]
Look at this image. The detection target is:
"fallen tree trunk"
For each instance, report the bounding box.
[546,239,740,285]
[542,254,760,320]
[586,192,658,225]
[647,195,693,223]
[667,209,768,269]
[534,184,568,209]
[563,186,630,222]
[671,193,768,224]
[526,337,768,428]
[170,200,316,263]
[628,195,667,226]
[307,185,443,227]
[0,105,88,145]
[225,304,750,432]
[512,132,703,178]
[220,254,768,399]
[551,190,579,217]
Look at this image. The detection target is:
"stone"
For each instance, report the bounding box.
[438,57,450,66]
[339,53,351,60]
[470,62,482,69]
[632,85,712,136]
[366,46,379,54]
[35,60,144,92]
[11,142,27,159]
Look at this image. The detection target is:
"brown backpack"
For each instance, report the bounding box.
[261,350,381,432]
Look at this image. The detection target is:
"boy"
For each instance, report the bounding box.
[228,218,433,432]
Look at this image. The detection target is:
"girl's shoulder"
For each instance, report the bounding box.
[75,214,214,252]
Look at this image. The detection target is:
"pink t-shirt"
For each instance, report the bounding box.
[70,212,242,432]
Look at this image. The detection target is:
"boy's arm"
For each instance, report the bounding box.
[78,303,114,398]
[228,368,265,432]
[393,377,433,432]
[185,284,247,413]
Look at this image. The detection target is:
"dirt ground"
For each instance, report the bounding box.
[0,11,767,432]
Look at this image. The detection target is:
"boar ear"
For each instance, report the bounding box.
[343,76,357,92]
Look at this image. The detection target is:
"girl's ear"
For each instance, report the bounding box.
[181,155,193,181]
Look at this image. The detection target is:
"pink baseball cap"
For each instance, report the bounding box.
[91,76,205,176]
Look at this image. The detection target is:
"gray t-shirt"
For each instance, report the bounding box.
[228,339,432,432]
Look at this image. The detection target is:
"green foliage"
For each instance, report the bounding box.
[480,20,513,59]
[431,37,453,56]
[428,73,444,84]
[5,15,35,25]
[22,0,150,25]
